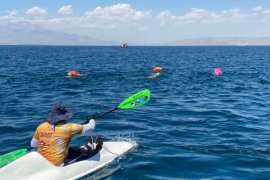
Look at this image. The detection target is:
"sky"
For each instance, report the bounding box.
[1,0,270,43]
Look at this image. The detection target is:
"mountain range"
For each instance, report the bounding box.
[1,22,270,46]
[160,37,270,46]
[0,22,113,46]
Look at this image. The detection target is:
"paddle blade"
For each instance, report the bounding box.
[0,148,28,168]
[118,89,151,109]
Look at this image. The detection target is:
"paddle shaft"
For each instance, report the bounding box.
[83,107,119,124]
[94,107,119,119]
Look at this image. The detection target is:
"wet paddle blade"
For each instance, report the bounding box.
[0,149,28,168]
[118,89,151,109]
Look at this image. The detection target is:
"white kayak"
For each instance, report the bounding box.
[0,141,134,180]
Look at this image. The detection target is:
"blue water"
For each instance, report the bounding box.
[1,46,270,179]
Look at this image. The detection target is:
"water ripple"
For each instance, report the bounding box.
[1,46,270,179]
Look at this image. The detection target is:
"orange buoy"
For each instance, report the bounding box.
[68,70,80,77]
[152,66,163,73]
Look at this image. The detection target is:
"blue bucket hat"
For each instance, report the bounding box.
[47,103,73,124]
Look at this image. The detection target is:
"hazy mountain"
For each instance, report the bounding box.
[1,22,270,46]
[0,22,116,46]
[158,37,270,46]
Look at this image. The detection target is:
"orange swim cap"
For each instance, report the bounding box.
[68,71,80,77]
[152,66,162,73]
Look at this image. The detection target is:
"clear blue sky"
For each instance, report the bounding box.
[1,0,270,43]
[1,0,269,14]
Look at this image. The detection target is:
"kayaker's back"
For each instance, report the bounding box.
[34,122,83,166]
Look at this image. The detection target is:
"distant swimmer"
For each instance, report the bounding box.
[147,66,163,78]
[213,68,222,76]
[147,72,160,79]
[68,70,81,77]
[152,66,163,73]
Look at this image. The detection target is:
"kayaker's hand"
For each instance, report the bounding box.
[89,119,96,127]
[82,119,96,133]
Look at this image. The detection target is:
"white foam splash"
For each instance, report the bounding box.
[111,131,139,151]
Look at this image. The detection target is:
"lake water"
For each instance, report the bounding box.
[1,46,270,179]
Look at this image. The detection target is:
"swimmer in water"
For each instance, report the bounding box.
[152,66,163,73]
[147,66,162,78]
[68,70,81,77]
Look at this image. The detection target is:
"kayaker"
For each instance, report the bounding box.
[30,103,103,167]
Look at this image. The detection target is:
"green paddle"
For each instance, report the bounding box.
[0,89,151,168]
[91,88,151,120]
[0,149,28,168]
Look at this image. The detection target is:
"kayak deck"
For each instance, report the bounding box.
[0,141,134,180]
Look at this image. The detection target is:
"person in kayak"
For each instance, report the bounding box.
[30,103,103,167]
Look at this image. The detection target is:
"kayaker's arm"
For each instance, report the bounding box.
[30,138,38,147]
[82,119,95,134]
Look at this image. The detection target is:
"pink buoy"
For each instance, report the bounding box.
[214,68,222,76]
